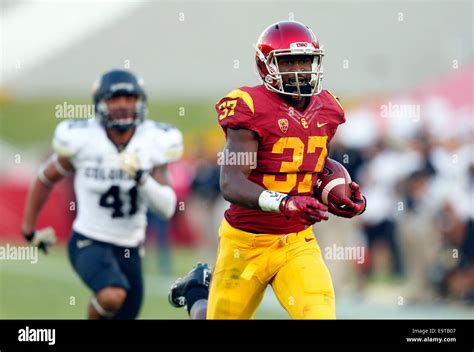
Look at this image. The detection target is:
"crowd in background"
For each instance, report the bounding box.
[329,132,474,305]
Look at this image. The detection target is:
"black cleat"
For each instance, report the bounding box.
[168,263,212,308]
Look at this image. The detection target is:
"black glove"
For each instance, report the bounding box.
[23,227,57,254]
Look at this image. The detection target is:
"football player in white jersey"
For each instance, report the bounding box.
[22,69,183,319]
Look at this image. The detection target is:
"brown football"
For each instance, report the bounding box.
[314,158,352,208]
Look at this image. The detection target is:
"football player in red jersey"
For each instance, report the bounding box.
[169,20,366,319]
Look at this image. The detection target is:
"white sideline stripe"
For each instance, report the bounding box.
[322,178,346,204]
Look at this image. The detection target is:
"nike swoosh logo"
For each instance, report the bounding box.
[317,122,328,128]
[77,239,92,249]
[305,237,315,242]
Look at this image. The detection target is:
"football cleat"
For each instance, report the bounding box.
[168,263,212,308]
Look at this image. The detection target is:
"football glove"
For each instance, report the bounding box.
[23,227,57,254]
[118,152,145,183]
[328,182,367,218]
[280,195,328,225]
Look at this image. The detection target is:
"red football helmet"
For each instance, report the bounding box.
[255,21,324,97]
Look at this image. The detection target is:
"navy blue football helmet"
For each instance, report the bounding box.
[93,69,148,132]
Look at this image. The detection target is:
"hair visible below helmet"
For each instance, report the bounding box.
[93,69,148,132]
[255,21,324,97]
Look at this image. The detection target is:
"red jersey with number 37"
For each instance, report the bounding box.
[216,84,345,234]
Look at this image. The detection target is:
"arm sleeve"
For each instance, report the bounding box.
[139,175,177,219]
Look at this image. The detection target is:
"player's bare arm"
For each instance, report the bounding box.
[220,128,263,209]
[21,154,73,251]
[150,164,172,186]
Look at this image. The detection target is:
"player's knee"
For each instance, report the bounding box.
[208,297,254,319]
[297,293,336,319]
[97,287,127,312]
[301,303,336,319]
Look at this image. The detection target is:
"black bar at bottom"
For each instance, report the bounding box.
[0,319,472,349]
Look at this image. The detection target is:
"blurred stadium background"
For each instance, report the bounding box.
[0,0,473,319]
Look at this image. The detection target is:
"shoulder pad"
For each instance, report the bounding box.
[52,119,91,157]
[149,121,183,165]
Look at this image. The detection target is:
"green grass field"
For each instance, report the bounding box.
[3,242,474,320]
[0,242,287,319]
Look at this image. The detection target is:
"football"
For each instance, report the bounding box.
[314,158,352,208]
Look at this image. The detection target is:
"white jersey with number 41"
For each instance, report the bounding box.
[52,119,183,247]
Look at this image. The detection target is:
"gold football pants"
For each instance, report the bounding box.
[207,219,335,319]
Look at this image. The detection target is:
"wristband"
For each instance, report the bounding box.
[258,190,287,212]
[37,166,54,188]
[52,154,72,176]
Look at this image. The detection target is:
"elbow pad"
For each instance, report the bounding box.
[139,175,177,219]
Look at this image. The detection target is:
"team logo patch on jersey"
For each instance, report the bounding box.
[300,117,309,129]
[278,119,289,133]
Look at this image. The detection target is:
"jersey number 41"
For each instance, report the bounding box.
[99,185,138,218]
